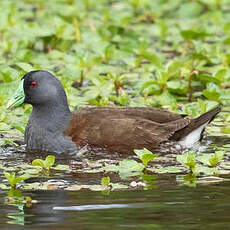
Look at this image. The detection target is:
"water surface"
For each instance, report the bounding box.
[0,130,230,229]
[1,178,230,230]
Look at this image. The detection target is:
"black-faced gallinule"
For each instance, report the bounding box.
[7,70,221,154]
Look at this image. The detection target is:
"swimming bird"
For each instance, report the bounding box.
[7,70,221,154]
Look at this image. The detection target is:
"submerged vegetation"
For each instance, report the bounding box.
[1,0,230,193]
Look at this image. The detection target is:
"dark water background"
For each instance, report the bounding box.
[1,178,230,230]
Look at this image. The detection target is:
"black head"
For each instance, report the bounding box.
[22,70,67,106]
[7,70,69,109]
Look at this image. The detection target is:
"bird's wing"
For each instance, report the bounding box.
[78,106,184,123]
[67,113,189,154]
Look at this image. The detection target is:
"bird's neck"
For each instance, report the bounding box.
[30,102,71,133]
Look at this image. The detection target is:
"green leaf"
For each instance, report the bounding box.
[4,171,15,186]
[134,148,157,166]
[167,61,183,78]
[104,45,115,62]
[0,183,9,190]
[31,156,55,171]
[180,30,209,40]
[53,164,70,171]
[177,151,196,170]
[167,80,188,95]
[221,127,230,134]
[203,83,222,101]
[3,171,29,188]
[15,62,34,72]
[11,123,25,134]
[198,74,220,85]
[119,159,145,173]
[197,99,207,114]
[197,151,225,167]
[178,2,203,18]
[101,176,110,186]
[45,155,56,169]
[141,51,162,68]
[158,92,177,106]
[149,166,186,174]
[111,183,128,190]
[209,151,225,167]
[215,69,227,82]
[14,176,29,184]
[32,159,45,167]
[89,185,104,191]
[0,65,19,83]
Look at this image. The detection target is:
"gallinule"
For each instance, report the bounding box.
[7,70,221,154]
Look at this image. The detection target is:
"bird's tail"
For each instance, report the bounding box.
[171,105,221,147]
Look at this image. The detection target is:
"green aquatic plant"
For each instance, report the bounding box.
[105,159,145,179]
[134,148,158,166]
[32,155,55,172]
[177,151,197,173]
[197,151,225,167]
[3,172,29,189]
[100,176,111,195]
[101,176,111,187]
[176,150,223,184]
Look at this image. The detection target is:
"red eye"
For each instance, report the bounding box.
[30,81,37,88]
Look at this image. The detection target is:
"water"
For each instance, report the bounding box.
[1,179,230,229]
[1,124,230,229]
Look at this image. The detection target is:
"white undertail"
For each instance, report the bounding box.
[178,122,209,149]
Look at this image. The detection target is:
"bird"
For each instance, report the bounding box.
[7,70,221,155]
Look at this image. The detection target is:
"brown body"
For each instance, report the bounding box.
[65,106,221,154]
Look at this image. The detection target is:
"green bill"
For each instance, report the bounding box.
[7,79,25,109]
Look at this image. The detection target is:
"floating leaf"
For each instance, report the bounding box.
[53,165,70,171]
[177,152,196,171]
[119,159,145,173]
[221,127,230,134]
[111,183,128,190]
[134,148,157,166]
[209,151,225,167]
[197,151,225,167]
[149,166,186,174]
